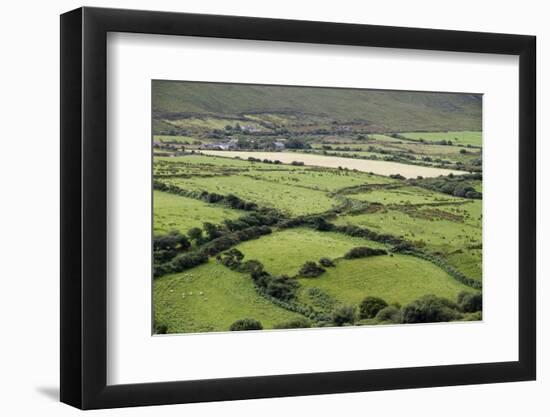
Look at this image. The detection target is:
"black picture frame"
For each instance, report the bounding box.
[60,6,536,410]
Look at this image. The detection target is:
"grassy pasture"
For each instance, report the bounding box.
[335,201,482,279]
[399,131,482,146]
[348,186,464,205]
[154,262,303,333]
[235,228,387,276]
[296,254,472,306]
[243,168,396,192]
[153,191,245,235]
[154,135,200,144]
[163,175,338,216]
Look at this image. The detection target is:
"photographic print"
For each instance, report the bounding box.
[152,81,483,335]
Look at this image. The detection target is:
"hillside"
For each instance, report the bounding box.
[152,80,482,132]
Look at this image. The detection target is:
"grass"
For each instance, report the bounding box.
[348,186,464,205]
[399,131,482,147]
[152,81,482,132]
[335,201,482,279]
[296,254,473,306]
[235,228,387,276]
[154,261,303,333]
[163,175,338,216]
[153,191,245,235]
[243,167,396,192]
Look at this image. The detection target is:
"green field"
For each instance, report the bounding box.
[348,185,464,205]
[153,191,245,234]
[154,262,303,333]
[152,82,483,334]
[399,131,482,146]
[163,175,339,216]
[235,228,386,276]
[297,254,472,307]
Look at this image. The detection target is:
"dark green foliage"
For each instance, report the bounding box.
[273,318,312,329]
[170,251,209,272]
[216,249,245,270]
[409,173,482,200]
[375,306,402,324]
[359,296,389,319]
[402,295,462,323]
[285,138,311,149]
[203,222,222,240]
[331,305,357,326]
[457,291,482,312]
[298,261,326,278]
[187,227,205,245]
[153,230,191,263]
[238,259,265,275]
[154,322,168,334]
[319,257,335,267]
[265,275,300,301]
[344,246,387,259]
[229,319,263,331]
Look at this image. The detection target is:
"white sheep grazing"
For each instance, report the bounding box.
[199,291,204,295]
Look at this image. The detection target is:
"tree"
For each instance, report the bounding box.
[402,295,462,323]
[216,248,244,269]
[359,296,388,319]
[298,261,326,278]
[229,318,263,331]
[331,305,356,326]
[203,222,222,240]
[187,227,204,245]
[457,291,482,313]
[273,318,312,329]
[319,257,335,267]
[374,306,402,324]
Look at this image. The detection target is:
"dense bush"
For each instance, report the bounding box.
[457,291,482,312]
[153,321,168,334]
[299,261,326,278]
[170,251,209,271]
[402,295,462,323]
[264,275,300,301]
[344,246,387,259]
[359,296,389,319]
[229,319,263,331]
[331,305,357,326]
[273,318,312,329]
[216,248,244,270]
[319,257,335,267]
[375,306,402,324]
[153,230,191,263]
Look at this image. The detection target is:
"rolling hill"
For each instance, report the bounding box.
[152,80,482,132]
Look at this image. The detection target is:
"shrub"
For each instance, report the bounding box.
[331,305,357,326]
[319,257,335,267]
[273,318,312,329]
[299,261,326,278]
[344,246,387,259]
[239,259,264,275]
[402,295,462,323]
[457,291,482,312]
[229,319,263,331]
[170,251,208,271]
[359,296,388,319]
[216,248,244,269]
[187,227,205,245]
[265,275,299,301]
[375,306,402,324]
[154,322,168,334]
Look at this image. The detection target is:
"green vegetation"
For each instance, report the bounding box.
[296,254,473,307]
[154,262,304,333]
[152,81,483,333]
[154,191,245,234]
[399,131,482,147]
[234,228,386,276]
